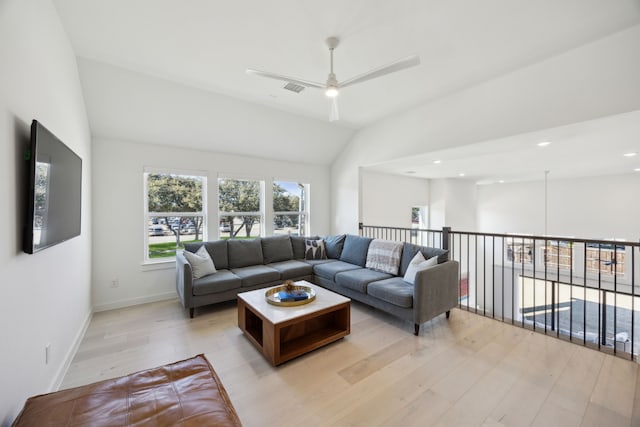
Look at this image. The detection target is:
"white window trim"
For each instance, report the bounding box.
[143,170,208,264]
[272,181,310,236]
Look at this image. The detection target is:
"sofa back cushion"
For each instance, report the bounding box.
[261,235,294,264]
[323,234,346,259]
[399,242,449,276]
[339,235,373,267]
[185,240,229,270]
[228,238,264,268]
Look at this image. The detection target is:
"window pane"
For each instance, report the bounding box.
[219,215,261,239]
[274,214,306,236]
[273,181,307,236]
[273,181,305,212]
[147,173,203,213]
[219,178,260,212]
[586,243,625,275]
[147,215,204,259]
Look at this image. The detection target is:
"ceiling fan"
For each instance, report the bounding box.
[246,37,420,122]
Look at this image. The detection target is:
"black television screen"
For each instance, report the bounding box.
[24,120,82,254]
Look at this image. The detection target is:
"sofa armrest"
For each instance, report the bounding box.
[176,251,193,310]
[413,260,459,324]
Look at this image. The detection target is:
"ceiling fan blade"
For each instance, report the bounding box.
[339,55,420,88]
[329,97,339,122]
[246,69,325,89]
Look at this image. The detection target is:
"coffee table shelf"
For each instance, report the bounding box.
[238,282,350,366]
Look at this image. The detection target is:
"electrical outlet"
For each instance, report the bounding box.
[110,279,119,288]
[45,343,51,364]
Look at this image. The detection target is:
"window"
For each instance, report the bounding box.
[273,181,308,236]
[144,172,206,261]
[586,243,625,275]
[506,239,572,270]
[218,178,264,239]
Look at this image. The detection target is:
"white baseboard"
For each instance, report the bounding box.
[47,292,178,392]
[50,308,93,392]
[92,291,178,313]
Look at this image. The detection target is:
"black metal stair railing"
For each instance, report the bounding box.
[360,224,640,361]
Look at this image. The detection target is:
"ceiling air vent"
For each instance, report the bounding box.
[283,82,305,93]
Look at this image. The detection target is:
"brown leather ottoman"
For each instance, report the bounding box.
[12,354,242,426]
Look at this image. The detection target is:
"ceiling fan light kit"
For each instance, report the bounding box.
[246,36,420,122]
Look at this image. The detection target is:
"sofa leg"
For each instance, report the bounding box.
[414,323,420,336]
[189,308,194,319]
[446,310,450,319]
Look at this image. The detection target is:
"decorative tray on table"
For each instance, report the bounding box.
[265,281,316,307]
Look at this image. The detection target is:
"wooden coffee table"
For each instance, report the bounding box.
[237,281,350,366]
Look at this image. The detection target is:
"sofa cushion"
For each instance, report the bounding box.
[305,238,327,260]
[182,246,217,279]
[365,239,403,275]
[313,260,361,281]
[228,238,263,268]
[323,234,346,259]
[231,265,280,287]
[339,235,373,267]
[403,251,438,284]
[303,259,338,267]
[267,260,313,280]
[192,270,241,296]
[185,240,228,270]
[399,242,449,276]
[290,235,318,259]
[261,235,294,264]
[368,278,414,308]
[335,269,393,293]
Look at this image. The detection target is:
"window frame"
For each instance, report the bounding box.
[272,180,309,237]
[143,168,208,264]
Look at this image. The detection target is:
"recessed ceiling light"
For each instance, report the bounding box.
[624,152,638,157]
[433,160,441,164]
[634,168,640,172]
[458,173,465,177]
[498,180,505,184]
[537,141,551,147]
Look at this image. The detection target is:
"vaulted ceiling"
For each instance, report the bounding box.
[53,0,640,174]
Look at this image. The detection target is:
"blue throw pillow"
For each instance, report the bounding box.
[340,235,373,267]
[324,234,346,259]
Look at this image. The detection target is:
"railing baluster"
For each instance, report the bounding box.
[360,224,638,359]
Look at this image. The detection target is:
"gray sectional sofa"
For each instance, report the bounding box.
[176,234,459,334]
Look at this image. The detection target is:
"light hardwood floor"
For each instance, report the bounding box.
[62,298,640,427]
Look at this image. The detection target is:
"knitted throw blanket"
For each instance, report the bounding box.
[365,239,403,275]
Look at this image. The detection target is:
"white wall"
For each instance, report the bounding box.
[0,0,92,423]
[428,179,477,231]
[92,138,331,311]
[331,25,640,234]
[360,170,429,228]
[477,173,640,240]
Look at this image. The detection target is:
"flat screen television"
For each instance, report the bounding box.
[24,120,82,254]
